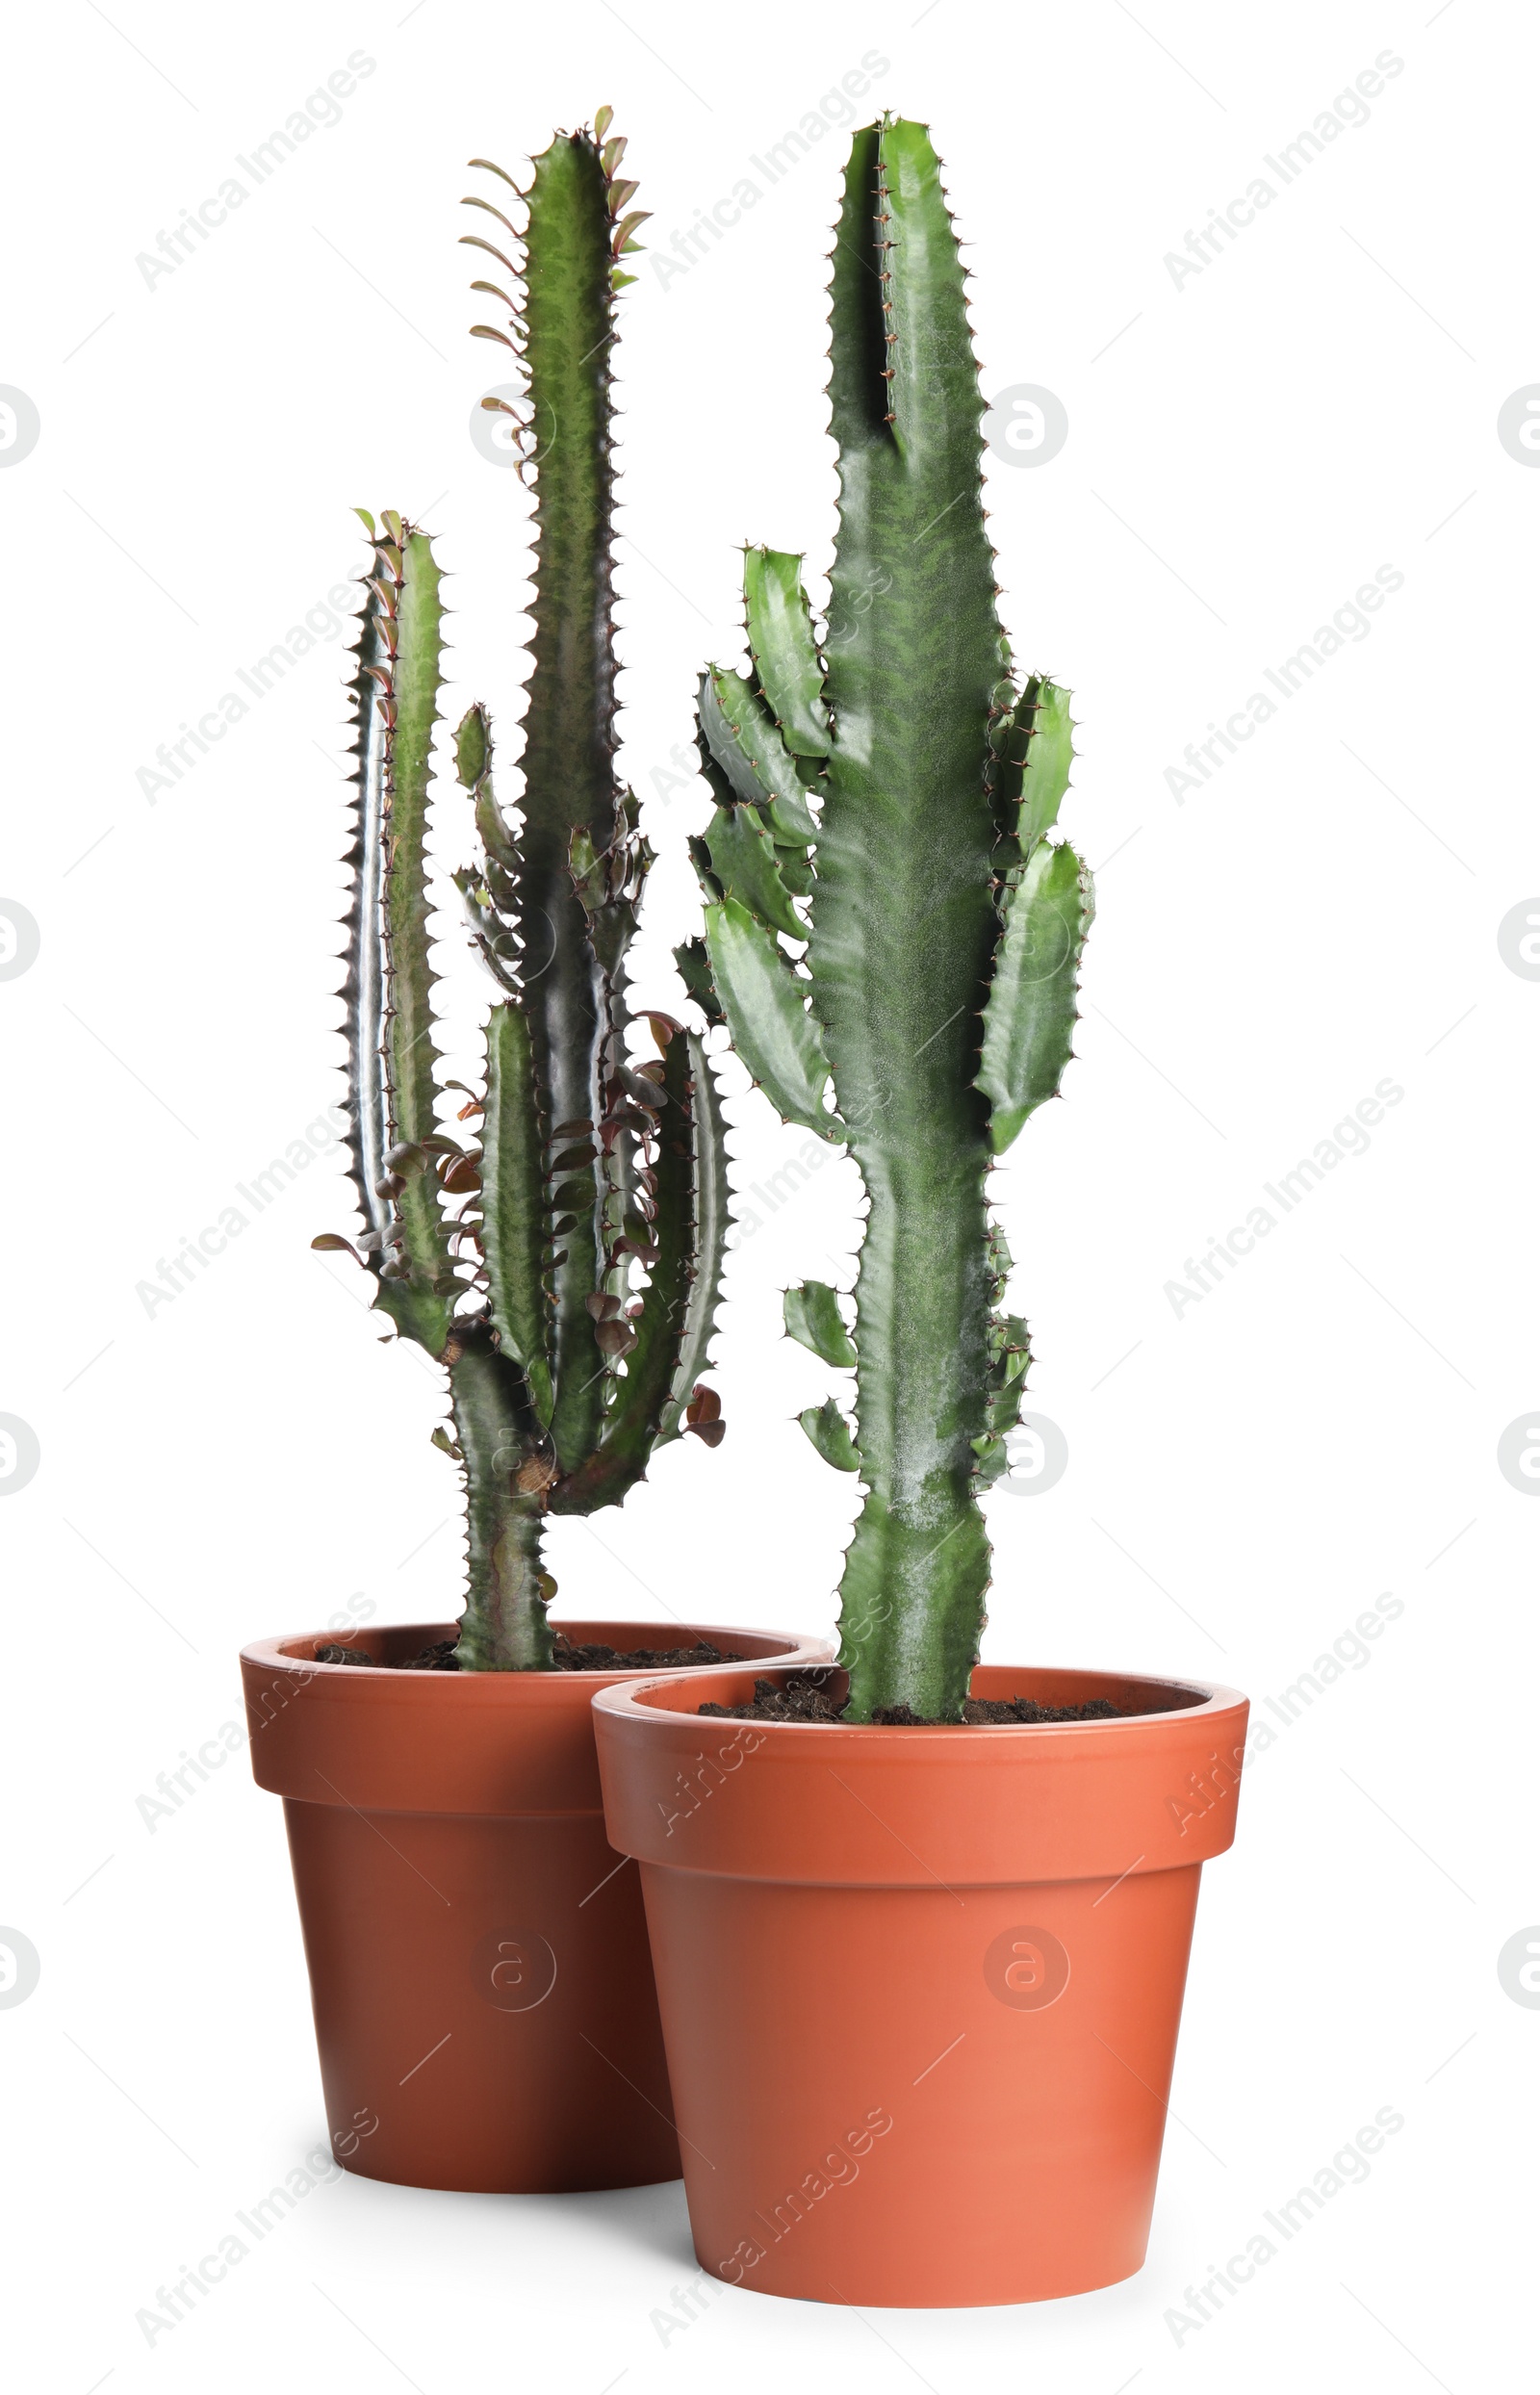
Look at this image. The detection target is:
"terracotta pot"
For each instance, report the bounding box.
[241,1618,831,2195]
[594,1660,1248,2306]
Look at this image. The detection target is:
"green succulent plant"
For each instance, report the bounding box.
[321,114,730,1669]
[683,115,1092,1721]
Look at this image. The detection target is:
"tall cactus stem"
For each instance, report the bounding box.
[688,117,1092,1719]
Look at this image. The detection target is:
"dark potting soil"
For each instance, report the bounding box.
[311,1635,739,1674]
[698,1667,1123,1727]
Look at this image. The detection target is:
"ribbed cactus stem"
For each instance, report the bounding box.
[813,120,1002,1718]
[515,130,624,1475]
[447,1323,552,1670]
[689,116,1093,1720]
[323,116,728,1672]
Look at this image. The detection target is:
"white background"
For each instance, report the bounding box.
[2,0,1533,2386]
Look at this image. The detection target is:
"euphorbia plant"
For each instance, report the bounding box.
[685,113,1091,1721]
[322,115,729,1669]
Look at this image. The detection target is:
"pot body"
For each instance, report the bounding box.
[595,1661,1248,2305]
[242,1619,831,2195]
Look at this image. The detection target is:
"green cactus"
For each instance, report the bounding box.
[685,116,1092,1721]
[321,114,730,1670]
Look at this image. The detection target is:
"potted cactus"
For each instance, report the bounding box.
[594,115,1249,2305]
[240,115,826,2199]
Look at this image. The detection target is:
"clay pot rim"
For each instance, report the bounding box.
[594,1660,1246,1738]
[241,1617,827,1691]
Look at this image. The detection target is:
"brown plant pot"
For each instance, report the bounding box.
[241,1618,832,2195]
[594,1660,1248,2306]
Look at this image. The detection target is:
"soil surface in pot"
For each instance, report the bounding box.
[313,1635,741,1674]
[699,1667,1123,1726]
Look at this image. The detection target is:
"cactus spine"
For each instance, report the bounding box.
[687,116,1092,1720]
[323,116,730,1670]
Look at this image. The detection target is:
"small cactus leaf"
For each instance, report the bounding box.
[976,839,1094,1152]
[988,1309,1032,1379]
[800,1397,860,1473]
[699,799,800,939]
[454,701,491,788]
[784,1280,857,1367]
[312,1232,364,1264]
[453,866,519,992]
[482,1000,555,1425]
[473,764,520,870]
[674,934,724,1026]
[985,1378,1027,1445]
[743,546,832,757]
[986,1313,1032,1439]
[993,676,1074,862]
[700,668,820,845]
[698,803,804,941]
[970,1433,1012,1485]
[702,898,838,1141]
[683,1383,727,1447]
[774,843,816,896]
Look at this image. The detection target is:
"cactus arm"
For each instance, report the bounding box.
[674,936,724,1026]
[694,806,806,940]
[340,562,394,1254]
[336,521,455,1356]
[382,528,455,1337]
[976,839,1094,1153]
[973,1311,1032,1484]
[549,1030,725,1507]
[448,700,555,1420]
[784,1280,857,1367]
[700,669,820,841]
[743,547,832,757]
[481,1001,555,1421]
[702,898,836,1138]
[661,1031,731,1437]
[801,1398,860,1472]
[991,675,1075,865]
[805,119,1005,1718]
[448,1323,553,1669]
[384,532,450,1176]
